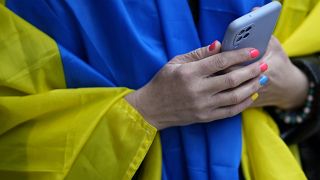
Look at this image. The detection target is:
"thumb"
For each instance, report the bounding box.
[170,40,221,64]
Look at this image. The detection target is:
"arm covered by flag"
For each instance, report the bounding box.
[0,4,160,180]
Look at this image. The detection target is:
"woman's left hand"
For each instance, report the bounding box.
[251,36,309,110]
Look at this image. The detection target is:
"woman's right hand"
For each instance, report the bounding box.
[125,41,268,130]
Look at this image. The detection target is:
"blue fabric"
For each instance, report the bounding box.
[7,0,269,179]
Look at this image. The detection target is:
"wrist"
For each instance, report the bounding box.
[125,89,160,130]
[280,67,309,110]
[275,81,315,124]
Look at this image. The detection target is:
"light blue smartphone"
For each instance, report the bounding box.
[221,1,282,61]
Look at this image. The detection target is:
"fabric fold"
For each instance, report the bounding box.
[0,4,158,179]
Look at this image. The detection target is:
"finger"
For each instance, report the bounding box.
[211,75,267,108]
[171,40,221,64]
[192,48,260,76]
[204,95,257,122]
[206,61,268,92]
[260,36,283,63]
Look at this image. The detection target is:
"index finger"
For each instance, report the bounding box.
[171,40,221,64]
[191,48,260,76]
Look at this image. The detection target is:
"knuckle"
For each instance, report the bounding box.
[173,55,180,60]
[199,62,212,75]
[191,95,207,110]
[193,102,204,112]
[193,81,206,94]
[187,88,199,102]
[189,48,203,60]
[172,55,184,63]
[225,74,238,88]
[176,67,193,80]
[228,106,240,117]
[249,67,259,78]
[230,92,240,104]
[194,110,208,121]
[212,94,222,107]
[214,54,227,70]
[226,108,235,117]
[184,83,200,100]
[191,100,209,121]
[175,68,184,80]
[251,82,260,92]
[235,50,250,63]
[232,101,250,116]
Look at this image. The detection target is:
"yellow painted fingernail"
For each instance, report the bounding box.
[251,93,259,101]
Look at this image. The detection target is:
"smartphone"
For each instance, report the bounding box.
[221,1,282,62]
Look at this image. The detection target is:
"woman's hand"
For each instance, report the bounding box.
[251,36,309,109]
[126,41,267,130]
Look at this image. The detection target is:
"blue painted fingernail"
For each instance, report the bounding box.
[259,75,268,86]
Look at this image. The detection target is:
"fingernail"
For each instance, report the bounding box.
[259,75,269,86]
[260,63,268,72]
[251,93,259,101]
[209,40,218,51]
[250,49,260,58]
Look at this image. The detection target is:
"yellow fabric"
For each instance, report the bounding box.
[133,134,162,180]
[242,0,320,179]
[275,0,320,56]
[289,144,302,165]
[0,4,159,180]
[242,109,306,179]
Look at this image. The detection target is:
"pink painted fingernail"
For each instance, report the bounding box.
[209,40,218,51]
[260,63,268,72]
[250,49,260,58]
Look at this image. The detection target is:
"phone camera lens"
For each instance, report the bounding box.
[239,29,245,35]
[243,33,250,38]
[236,36,243,42]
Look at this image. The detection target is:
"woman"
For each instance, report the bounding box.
[0,0,319,179]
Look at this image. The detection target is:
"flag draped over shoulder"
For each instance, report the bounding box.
[0,2,158,180]
[0,0,316,179]
[242,0,320,179]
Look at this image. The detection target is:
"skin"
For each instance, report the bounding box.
[125,41,266,130]
[250,36,309,109]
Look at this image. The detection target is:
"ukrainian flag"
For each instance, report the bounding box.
[0,1,163,179]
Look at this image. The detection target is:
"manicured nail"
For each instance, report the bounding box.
[259,75,269,86]
[250,49,260,58]
[209,40,218,51]
[260,63,268,72]
[251,93,259,101]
